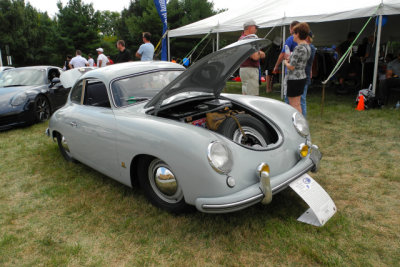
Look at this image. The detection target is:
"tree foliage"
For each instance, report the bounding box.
[0,0,217,66]
[0,0,59,66]
[56,0,101,56]
[116,0,216,60]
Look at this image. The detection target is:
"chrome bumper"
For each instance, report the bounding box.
[195,146,322,213]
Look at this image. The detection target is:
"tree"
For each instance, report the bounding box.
[115,0,161,57]
[115,0,217,60]
[0,0,60,66]
[55,0,101,57]
[98,11,120,36]
[167,0,217,60]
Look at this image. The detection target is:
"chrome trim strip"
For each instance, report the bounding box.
[202,193,263,211]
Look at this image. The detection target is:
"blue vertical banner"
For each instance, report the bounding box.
[154,0,168,61]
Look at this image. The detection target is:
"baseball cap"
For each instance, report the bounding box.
[243,20,259,29]
[96,48,103,52]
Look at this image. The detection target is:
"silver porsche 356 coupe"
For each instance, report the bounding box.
[46,39,322,213]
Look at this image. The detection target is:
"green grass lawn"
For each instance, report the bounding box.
[1,82,399,266]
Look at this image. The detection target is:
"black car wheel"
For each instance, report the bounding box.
[57,134,75,162]
[217,114,272,148]
[34,95,51,122]
[137,156,190,213]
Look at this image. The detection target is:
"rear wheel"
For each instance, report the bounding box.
[57,133,75,162]
[217,114,272,149]
[34,95,51,122]
[137,156,190,213]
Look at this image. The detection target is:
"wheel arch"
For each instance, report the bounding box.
[35,93,53,114]
[51,130,61,141]
[130,154,154,187]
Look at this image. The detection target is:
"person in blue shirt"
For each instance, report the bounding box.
[273,21,299,103]
[136,32,154,61]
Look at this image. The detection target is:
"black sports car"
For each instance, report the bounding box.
[0,66,70,130]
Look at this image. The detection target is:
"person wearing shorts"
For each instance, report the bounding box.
[283,23,311,113]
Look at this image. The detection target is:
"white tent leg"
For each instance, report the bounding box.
[281,25,286,100]
[372,15,382,94]
[212,37,215,52]
[167,34,170,61]
[216,32,220,51]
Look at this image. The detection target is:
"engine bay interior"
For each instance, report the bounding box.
[153,98,279,148]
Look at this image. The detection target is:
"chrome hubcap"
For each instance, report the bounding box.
[148,159,183,203]
[232,126,268,148]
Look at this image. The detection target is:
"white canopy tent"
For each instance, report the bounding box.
[168,0,400,95]
[169,0,400,37]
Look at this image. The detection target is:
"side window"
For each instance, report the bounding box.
[48,68,60,82]
[83,80,111,108]
[70,80,84,104]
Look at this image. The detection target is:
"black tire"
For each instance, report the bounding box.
[34,95,51,122]
[217,114,271,148]
[57,134,75,162]
[137,156,190,213]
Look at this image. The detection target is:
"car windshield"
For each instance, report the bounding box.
[111,70,183,107]
[0,69,46,87]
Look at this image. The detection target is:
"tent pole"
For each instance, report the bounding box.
[281,25,286,100]
[216,32,220,51]
[167,33,170,61]
[212,37,215,52]
[321,83,326,117]
[372,15,382,94]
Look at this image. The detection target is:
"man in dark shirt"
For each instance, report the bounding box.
[115,40,132,63]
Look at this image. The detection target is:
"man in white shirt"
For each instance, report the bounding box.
[96,48,109,68]
[88,53,95,67]
[69,50,89,69]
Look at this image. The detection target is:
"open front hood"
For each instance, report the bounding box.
[145,38,270,110]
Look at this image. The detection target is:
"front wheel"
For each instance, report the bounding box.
[137,156,190,213]
[34,95,51,122]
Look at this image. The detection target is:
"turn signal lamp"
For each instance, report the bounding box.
[299,143,309,158]
[256,163,270,178]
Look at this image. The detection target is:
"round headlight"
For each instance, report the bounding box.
[207,141,233,174]
[292,112,310,137]
[11,92,28,106]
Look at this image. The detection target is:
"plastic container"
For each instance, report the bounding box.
[284,45,290,59]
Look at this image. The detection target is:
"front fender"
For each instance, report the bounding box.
[114,112,239,204]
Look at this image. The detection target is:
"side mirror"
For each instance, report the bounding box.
[52,77,61,84]
[49,77,61,88]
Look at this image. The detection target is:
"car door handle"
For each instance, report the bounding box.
[69,121,77,127]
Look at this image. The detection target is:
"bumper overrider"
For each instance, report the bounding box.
[195,144,322,213]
